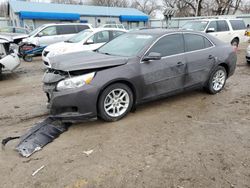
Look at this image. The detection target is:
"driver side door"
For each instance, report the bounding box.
[37,26,58,46]
[140,33,187,100]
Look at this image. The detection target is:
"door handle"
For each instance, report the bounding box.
[176,61,184,66]
[208,55,214,59]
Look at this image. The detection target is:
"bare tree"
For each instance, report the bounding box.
[131,0,160,17]
[90,0,129,7]
[0,2,8,17]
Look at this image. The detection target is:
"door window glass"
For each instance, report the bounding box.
[217,20,229,32]
[229,20,246,30]
[207,21,217,32]
[184,34,205,51]
[147,34,184,57]
[57,25,76,35]
[39,26,57,36]
[76,25,90,32]
[204,37,213,48]
[112,31,125,39]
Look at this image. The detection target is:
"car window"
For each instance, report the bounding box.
[217,20,229,32]
[182,21,208,31]
[184,34,208,52]
[66,30,93,43]
[204,37,213,48]
[229,20,246,30]
[207,21,217,32]
[118,25,124,29]
[112,31,125,39]
[146,34,184,57]
[39,26,57,36]
[76,25,90,32]
[15,28,27,34]
[91,31,110,43]
[57,25,77,35]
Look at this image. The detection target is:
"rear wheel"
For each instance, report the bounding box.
[98,83,133,122]
[205,66,227,94]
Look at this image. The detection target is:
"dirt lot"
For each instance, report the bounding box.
[0,43,250,188]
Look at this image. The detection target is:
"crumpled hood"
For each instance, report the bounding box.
[50,51,128,72]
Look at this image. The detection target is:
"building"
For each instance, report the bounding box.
[8,0,149,30]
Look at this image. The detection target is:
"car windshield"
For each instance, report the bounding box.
[65,30,93,43]
[182,21,208,31]
[98,33,154,57]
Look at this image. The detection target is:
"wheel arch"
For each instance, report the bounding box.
[218,63,229,77]
[231,36,239,44]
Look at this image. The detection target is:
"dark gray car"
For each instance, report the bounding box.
[43,29,237,122]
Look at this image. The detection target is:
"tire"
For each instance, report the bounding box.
[205,66,227,94]
[23,55,33,62]
[231,38,239,48]
[98,83,134,122]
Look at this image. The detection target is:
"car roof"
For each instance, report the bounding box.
[190,18,244,22]
[91,28,127,32]
[42,23,92,27]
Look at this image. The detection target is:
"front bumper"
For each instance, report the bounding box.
[43,83,99,122]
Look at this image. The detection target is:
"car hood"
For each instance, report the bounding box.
[50,51,129,72]
[45,42,82,57]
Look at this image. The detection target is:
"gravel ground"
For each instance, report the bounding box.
[0,43,249,188]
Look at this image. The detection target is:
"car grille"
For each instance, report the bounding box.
[43,51,49,57]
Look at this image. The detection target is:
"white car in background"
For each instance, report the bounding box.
[42,28,127,67]
[182,19,247,47]
[0,36,20,75]
[22,23,92,46]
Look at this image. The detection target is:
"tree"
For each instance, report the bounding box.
[131,0,160,17]
[90,0,129,7]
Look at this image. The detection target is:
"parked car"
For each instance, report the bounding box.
[101,24,126,30]
[246,45,250,64]
[182,19,247,47]
[0,35,20,75]
[0,26,30,34]
[22,23,93,46]
[43,29,237,122]
[42,28,127,68]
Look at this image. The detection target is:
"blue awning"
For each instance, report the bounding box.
[119,15,149,22]
[19,11,80,20]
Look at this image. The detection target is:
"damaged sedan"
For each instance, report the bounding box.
[43,29,237,122]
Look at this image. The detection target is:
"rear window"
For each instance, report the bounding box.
[184,34,213,52]
[57,25,77,35]
[76,25,90,32]
[229,20,246,30]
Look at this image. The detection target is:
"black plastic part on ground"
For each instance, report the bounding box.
[16,117,71,157]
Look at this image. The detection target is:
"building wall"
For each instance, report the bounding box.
[0,17,9,27]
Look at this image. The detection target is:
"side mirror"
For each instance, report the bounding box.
[206,28,215,33]
[142,52,161,61]
[85,39,94,45]
[37,32,44,37]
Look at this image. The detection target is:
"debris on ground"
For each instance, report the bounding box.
[32,165,45,176]
[83,149,94,156]
[16,117,71,157]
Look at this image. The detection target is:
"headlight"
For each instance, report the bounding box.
[57,72,95,91]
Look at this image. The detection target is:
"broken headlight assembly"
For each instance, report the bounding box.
[57,72,95,91]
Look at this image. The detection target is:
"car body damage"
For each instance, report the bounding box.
[16,117,70,157]
[43,30,237,122]
[0,36,21,74]
[49,51,129,71]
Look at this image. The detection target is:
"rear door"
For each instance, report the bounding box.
[140,33,186,100]
[183,33,216,88]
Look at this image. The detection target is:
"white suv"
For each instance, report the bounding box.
[182,19,247,46]
[22,23,93,46]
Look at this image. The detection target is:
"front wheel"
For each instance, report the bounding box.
[205,66,227,94]
[98,83,133,122]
